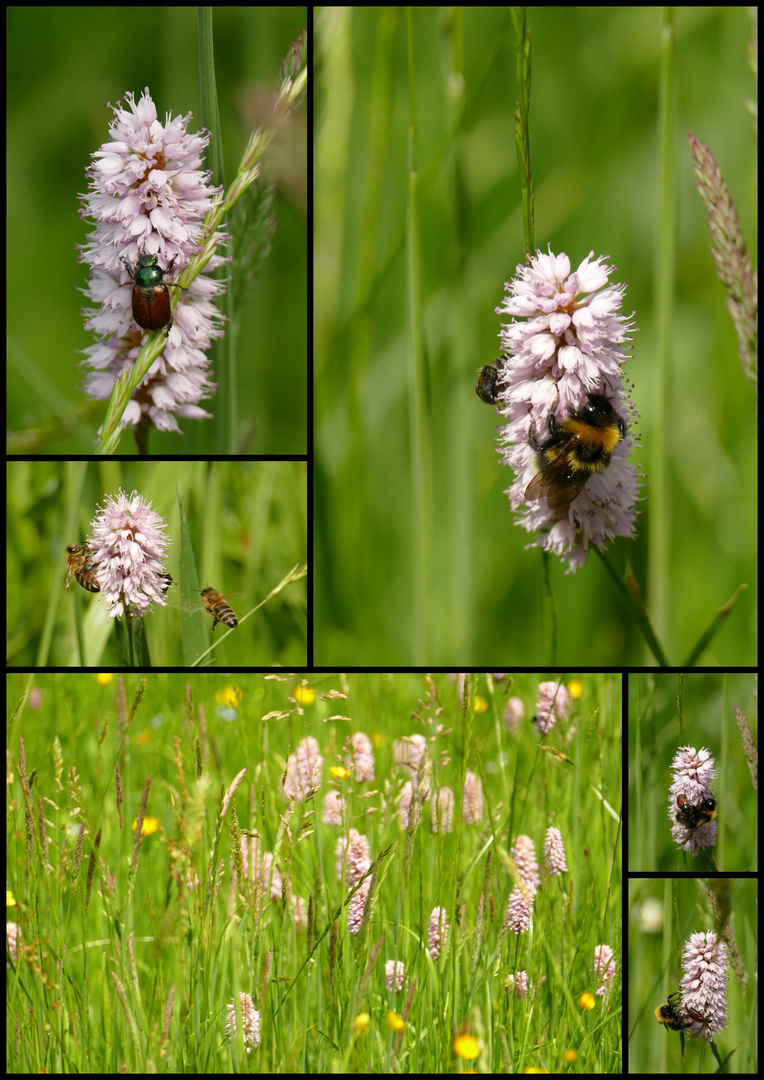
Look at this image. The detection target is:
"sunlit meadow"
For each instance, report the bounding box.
[7,672,622,1072]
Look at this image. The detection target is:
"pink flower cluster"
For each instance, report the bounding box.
[348,883,370,936]
[462,772,483,824]
[240,836,282,900]
[346,732,375,781]
[428,906,449,961]
[594,944,616,996]
[335,828,371,885]
[225,992,261,1053]
[385,959,407,992]
[283,736,323,801]
[430,786,455,833]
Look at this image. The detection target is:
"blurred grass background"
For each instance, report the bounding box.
[6,7,307,455]
[6,460,307,667]
[314,7,757,665]
[7,671,621,1072]
[627,671,757,872]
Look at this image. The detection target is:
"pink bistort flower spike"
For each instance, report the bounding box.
[511,834,540,896]
[335,828,371,885]
[6,922,21,965]
[283,736,323,801]
[385,960,407,992]
[593,944,616,996]
[225,992,261,1053]
[322,789,345,826]
[393,734,428,775]
[462,772,483,825]
[348,882,371,936]
[347,732,375,781]
[428,906,449,961]
[86,488,172,618]
[678,930,729,1043]
[505,970,532,998]
[78,87,227,439]
[504,884,534,935]
[431,786,455,834]
[669,745,718,855]
[543,827,568,876]
[494,248,641,571]
[532,681,571,735]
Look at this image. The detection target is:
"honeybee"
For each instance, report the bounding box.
[199,587,238,632]
[65,543,100,593]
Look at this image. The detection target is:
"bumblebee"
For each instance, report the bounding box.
[524,391,626,512]
[476,360,501,405]
[675,793,717,831]
[655,992,690,1032]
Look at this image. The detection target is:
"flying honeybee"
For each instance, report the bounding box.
[199,587,238,632]
[65,543,100,593]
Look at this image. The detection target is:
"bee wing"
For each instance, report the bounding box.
[544,478,588,510]
[524,436,588,510]
[524,466,551,501]
[168,591,245,615]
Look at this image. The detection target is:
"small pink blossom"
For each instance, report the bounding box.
[6,922,21,964]
[385,960,407,992]
[510,834,540,895]
[504,884,534,935]
[348,882,371,936]
[225,992,261,1052]
[428,906,449,961]
[347,732,375,781]
[393,734,428,775]
[532,681,571,734]
[431,786,455,833]
[283,736,323,801]
[335,829,371,885]
[543,827,568,876]
[594,944,616,996]
[505,970,532,997]
[322,789,345,825]
[462,772,483,824]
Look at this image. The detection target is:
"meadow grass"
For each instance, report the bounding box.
[6,672,622,1072]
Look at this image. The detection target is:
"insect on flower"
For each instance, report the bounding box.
[65,543,100,593]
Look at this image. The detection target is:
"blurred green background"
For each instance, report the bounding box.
[628,671,757,871]
[7,7,307,455]
[6,460,307,667]
[314,7,757,665]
